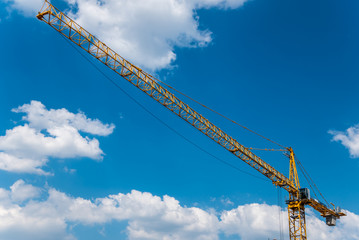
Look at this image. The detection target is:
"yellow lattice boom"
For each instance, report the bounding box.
[36,1,345,239]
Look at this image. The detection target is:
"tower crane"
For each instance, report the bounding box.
[36,1,345,239]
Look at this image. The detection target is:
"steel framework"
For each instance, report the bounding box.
[36,1,345,239]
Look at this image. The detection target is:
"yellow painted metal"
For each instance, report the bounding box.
[36,0,296,193]
[289,148,300,191]
[304,198,346,218]
[287,148,307,240]
[285,148,344,239]
[288,201,307,240]
[36,1,345,239]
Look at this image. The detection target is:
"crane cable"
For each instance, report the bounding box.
[58,33,271,183]
[57,30,332,236]
[58,30,329,206]
[295,155,330,207]
[248,147,287,152]
[45,0,286,151]
[150,76,287,149]
[277,187,284,240]
[294,157,318,200]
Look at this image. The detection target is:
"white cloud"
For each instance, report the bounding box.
[10,179,41,203]
[220,204,359,240]
[2,0,44,16]
[0,180,75,240]
[0,152,49,175]
[329,125,359,158]
[194,0,248,9]
[0,181,220,240]
[0,124,103,159]
[0,101,115,175]
[0,180,357,240]
[4,0,249,70]
[305,209,359,240]
[64,166,77,174]
[13,100,115,136]
[220,196,234,206]
[64,0,215,70]
[220,203,287,239]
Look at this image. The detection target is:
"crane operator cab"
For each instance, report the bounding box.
[299,188,310,200]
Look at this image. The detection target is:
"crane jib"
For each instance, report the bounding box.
[36,4,293,190]
[36,1,345,240]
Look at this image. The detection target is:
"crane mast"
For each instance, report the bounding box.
[36,1,345,239]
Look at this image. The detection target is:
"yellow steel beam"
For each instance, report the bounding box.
[36,2,345,239]
[36,0,297,194]
[304,199,345,218]
[288,201,307,240]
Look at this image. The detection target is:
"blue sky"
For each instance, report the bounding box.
[0,0,359,239]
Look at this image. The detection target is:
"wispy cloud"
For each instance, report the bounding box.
[329,125,359,158]
[0,101,115,175]
[2,0,44,16]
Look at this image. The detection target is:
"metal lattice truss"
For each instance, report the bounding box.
[288,202,307,240]
[36,1,296,192]
[36,1,345,239]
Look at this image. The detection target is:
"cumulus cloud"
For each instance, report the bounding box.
[306,210,359,240]
[0,152,48,175]
[4,0,249,70]
[10,179,41,202]
[0,101,115,175]
[0,180,74,240]
[13,100,114,136]
[221,204,359,240]
[220,203,287,239]
[329,125,359,158]
[0,181,219,240]
[0,180,357,240]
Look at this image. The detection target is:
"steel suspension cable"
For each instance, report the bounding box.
[295,156,330,206]
[277,187,284,240]
[151,76,287,149]
[58,32,271,183]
